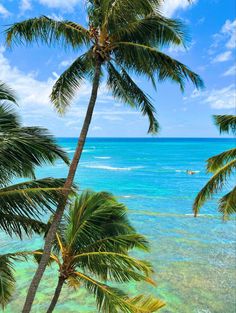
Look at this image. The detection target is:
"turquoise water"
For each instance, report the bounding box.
[1,138,236,313]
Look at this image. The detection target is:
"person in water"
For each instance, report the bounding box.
[186,170,195,175]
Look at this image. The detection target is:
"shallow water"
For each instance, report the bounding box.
[1,138,236,313]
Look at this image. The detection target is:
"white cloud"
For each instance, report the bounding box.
[223,65,236,76]
[209,19,236,56]
[0,47,55,109]
[19,0,32,15]
[39,0,80,11]
[59,59,72,68]
[0,4,11,17]
[92,126,102,131]
[187,84,236,110]
[221,19,236,49]
[212,51,232,63]
[47,13,64,21]
[161,0,197,17]
[102,115,123,121]
[204,85,236,109]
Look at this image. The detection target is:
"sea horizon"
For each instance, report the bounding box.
[56,136,235,140]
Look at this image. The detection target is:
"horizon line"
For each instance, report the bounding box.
[55,136,234,139]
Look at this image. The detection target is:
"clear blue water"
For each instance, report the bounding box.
[1,138,236,313]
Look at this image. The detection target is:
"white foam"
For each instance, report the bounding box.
[185,213,211,217]
[83,165,144,171]
[83,149,94,153]
[94,156,111,159]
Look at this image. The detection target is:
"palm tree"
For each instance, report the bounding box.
[0,82,71,238]
[5,2,204,310]
[34,190,165,313]
[193,115,236,219]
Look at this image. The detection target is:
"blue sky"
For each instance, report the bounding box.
[0,0,235,137]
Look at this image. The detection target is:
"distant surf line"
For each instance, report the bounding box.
[82,165,144,171]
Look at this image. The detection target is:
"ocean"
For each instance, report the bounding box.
[1,138,236,313]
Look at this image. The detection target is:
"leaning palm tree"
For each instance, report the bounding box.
[6,1,203,310]
[193,115,236,219]
[0,84,70,238]
[34,190,165,313]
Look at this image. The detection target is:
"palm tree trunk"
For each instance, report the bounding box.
[22,58,102,313]
[46,277,65,313]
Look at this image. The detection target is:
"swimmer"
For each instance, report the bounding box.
[186,170,195,175]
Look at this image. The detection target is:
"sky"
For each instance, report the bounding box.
[0,0,235,137]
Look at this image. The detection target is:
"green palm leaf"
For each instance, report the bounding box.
[193,159,236,216]
[213,115,236,135]
[63,191,135,251]
[6,16,89,49]
[127,295,165,312]
[103,0,161,28]
[207,148,236,173]
[111,13,187,48]
[107,62,159,133]
[114,42,204,90]
[50,52,94,113]
[0,213,46,239]
[0,252,28,309]
[0,82,17,104]
[36,190,163,312]
[0,255,15,309]
[0,104,69,184]
[0,178,68,237]
[73,251,153,278]
[0,103,20,130]
[218,187,236,218]
[81,233,149,254]
[75,271,164,313]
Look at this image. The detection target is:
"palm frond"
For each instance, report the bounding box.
[126,295,165,312]
[0,104,69,184]
[193,159,236,216]
[75,271,164,313]
[0,252,27,309]
[207,148,236,173]
[63,191,135,253]
[0,103,20,130]
[107,62,159,133]
[114,42,204,91]
[218,187,236,218]
[81,233,149,254]
[0,178,68,237]
[50,52,94,113]
[0,82,17,103]
[6,16,90,49]
[0,255,15,309]
[73,251,154,278]
[32,249,59,266]
[213,115,236,135]
[111,13,187,48]
[103,0,161,29]
[0,213,46,239]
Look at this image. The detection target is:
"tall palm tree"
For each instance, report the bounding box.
[0,101,71,238]
[193,115,236,219]
[34,190,165,313]
[6,1,203,310]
